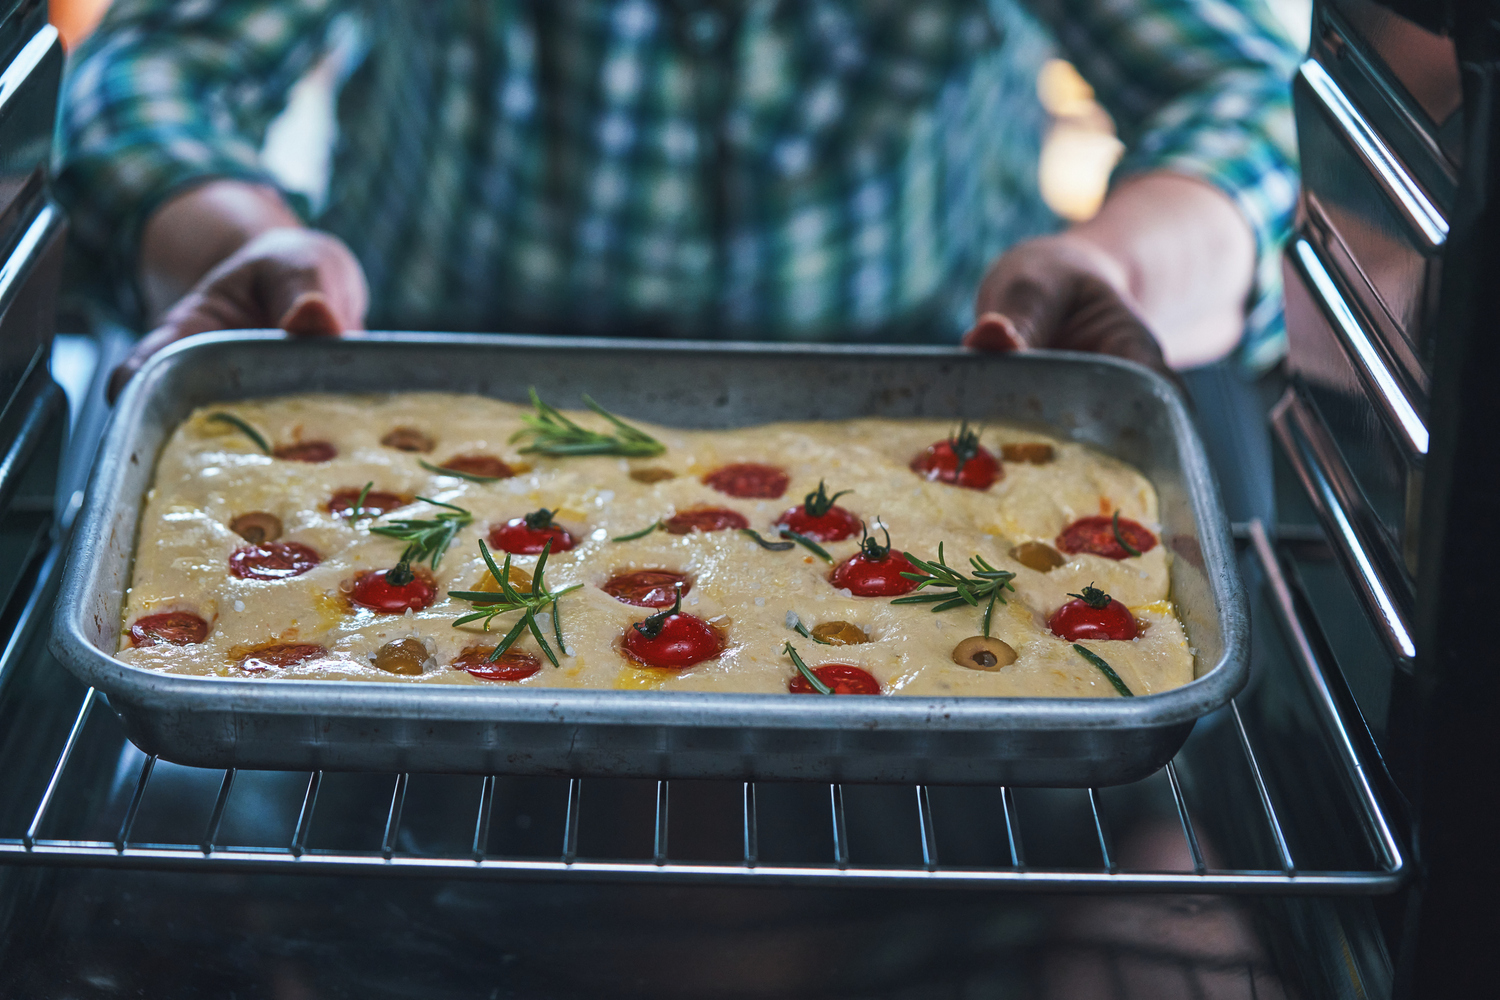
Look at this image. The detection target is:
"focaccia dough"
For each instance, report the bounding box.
[118,394,1193,698]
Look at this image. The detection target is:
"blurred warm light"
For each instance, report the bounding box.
[1036,59,1124,222]
[51,0,110,49]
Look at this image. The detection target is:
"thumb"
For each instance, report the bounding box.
[964,268,1077,353]
[278,291,343,337]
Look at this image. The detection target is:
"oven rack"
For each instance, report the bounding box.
[0,523,1405,893]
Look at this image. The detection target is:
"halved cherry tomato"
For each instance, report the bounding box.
[348,568,437,613]
[789,663,881,695]
[238,643,327,672]
[663,507,749,534]
[453,646,542,681]
[702,463,789,499]
[601,570,692,608]
[1055,514,1158,560]
[229,541,321,580]
[910,424,1000,490]
[489,509,577,554]
[622,604,725,669]
[775,480,860,542]
[440,454,514,479]
[273,441,338,463]
[326,488,408,518]
[130,611,209,648]
[1048,584,1138,641]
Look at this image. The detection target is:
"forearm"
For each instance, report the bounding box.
[139,179,303,322]
[1068,172,1256,369]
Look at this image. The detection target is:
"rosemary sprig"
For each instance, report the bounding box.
[893,543,1017,637]
[511,388,665,457]
[742,528,795,552]
[1073,644,1134,697]
[802,480,851,518]
[207,412,271,455]
[613,519,662,542]
[370,497,472,585]
[418,458,501,483]
[783,642,834,695]
[785,611,832,645]
[1111,510,1141,557]
[449,539,582,666]
[777,527,832,563]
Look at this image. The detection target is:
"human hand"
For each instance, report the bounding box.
[108,227,368,401]
[963,232,1171,377]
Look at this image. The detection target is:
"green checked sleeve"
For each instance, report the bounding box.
[1025,0,1302,370]
[54,0,345,317]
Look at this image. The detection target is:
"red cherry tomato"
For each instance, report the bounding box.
[273,440,338,463]
[1048,585,1138,641]
[830,550,920,597]
[229,541,321,580]
[910,439,1001,490]
[130,611,209,648]
[488,514,577,554]
[788,663,881,695]
[702,463,789,499]
[622,613,725,669]
[1055,515,1158,560]
[326,488,408,517]
[775,504,861,542]
[663,507,750,534]
[349,568,437,613]
[440,454,514,479]
[238,643,327,672]
[453,646,542,681]
[601,570,692,608]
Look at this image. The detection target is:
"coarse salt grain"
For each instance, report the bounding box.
[755,597,766,607]
[233,600,245,612]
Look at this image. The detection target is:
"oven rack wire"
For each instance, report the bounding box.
[0,523,1405,893]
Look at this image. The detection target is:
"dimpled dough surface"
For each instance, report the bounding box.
[118,393,1194,698]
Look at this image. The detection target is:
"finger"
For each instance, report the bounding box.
[252,230,367,333]
[278,291,343,338]
[962,311,1027,352]
[972,265,1078,351]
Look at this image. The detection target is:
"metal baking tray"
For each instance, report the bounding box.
[51,332,1248,786]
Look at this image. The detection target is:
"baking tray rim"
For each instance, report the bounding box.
[51,331,1249,735]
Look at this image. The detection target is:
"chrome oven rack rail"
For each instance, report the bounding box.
[0,523,1405,893]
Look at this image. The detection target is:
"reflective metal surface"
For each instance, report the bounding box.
[1284,240,1422,586]
[53,333,1249,785]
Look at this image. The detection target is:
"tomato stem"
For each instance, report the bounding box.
[523,508,556,530]
[632,584,683,639]
[857,521,893,561]
[803,480,852,518]
[949,421,982,468]
[1067,583,1112,610]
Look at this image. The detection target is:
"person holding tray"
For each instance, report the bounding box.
[54,0,1297,524]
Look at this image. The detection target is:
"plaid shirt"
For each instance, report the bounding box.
[56,0,1299,367]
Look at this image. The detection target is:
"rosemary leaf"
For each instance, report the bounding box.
[1073,644,1134,697]
[418,458,500,483]
[741,528,795,552]
[892,544,1016,638]
[449,539,582,666]
[612,520,662,542]
[369,497,473,573]
[1112,510,1141,557]
[777,527,832,563]
[786,611,833,645]
[783,642,833,695]
[207,412,271,455]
